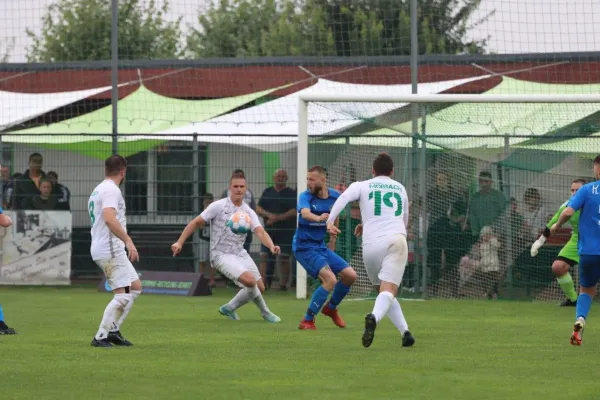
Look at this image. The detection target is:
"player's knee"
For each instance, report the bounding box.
[130,279,142,292]
[581,285,597,296]
[238,272,257,288]
[551,261,569,277]
[341,267,357,284]
[319,269,337,291]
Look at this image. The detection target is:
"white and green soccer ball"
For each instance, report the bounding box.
[226,211,252,235]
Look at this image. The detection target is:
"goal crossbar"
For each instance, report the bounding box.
[295,93,600,299]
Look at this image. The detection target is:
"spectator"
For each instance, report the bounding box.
[0,165,10,208]
[5,173,22,210]
[521,188,550,241]
[46,171,71,210]
[256,169,297,291]
[221,169,256,253]
[26,179,59,210]
[426,172,458,286]
[460,226,501,299]
[507,197,525,254]
[199,193,216,288]
[13,153,45,209]
[467,171,507,241]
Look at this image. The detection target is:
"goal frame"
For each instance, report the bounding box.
[295,93,600,299]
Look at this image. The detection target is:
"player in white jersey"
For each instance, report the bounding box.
[326,153,415,348]
[88,155,141,348]
[171,173,281,323]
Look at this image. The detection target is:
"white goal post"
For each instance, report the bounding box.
[295,93,600,300]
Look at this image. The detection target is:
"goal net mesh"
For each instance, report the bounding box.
[306,99,600,301]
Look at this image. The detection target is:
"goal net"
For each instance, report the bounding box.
[296,93,600,301]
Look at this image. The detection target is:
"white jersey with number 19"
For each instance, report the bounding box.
[327,176,410,286]
[333,176,408,244]
[88,179,127,261]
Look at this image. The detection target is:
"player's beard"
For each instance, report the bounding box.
[310,184,321,195]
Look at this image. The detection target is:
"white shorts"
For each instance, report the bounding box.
[362,233,408,286]
[95,255,139,290]
[212,253,261,288]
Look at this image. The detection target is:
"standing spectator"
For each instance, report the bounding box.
[199,193,216,288]
[26,179,60,210]
[13,153,45,209]
[426,172,458,286]
[467,171,507,241]
[46,171,71,211]
[5,173,22,210]
[0,165,10,208]
[256,169,297,291]
[221,169,256,253]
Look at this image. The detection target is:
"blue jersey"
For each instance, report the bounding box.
[293,188,340,251]
[567,181,600,255]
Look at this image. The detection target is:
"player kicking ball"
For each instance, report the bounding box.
[327,153,415,348]
[530,179,586,307]
[551,155,600,346]
[294,166,357,330]
[0,208,15,335]
[172,173,281,323]
[89,155,141,348]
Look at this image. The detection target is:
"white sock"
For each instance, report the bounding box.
[95,293,130,340]
[387,298,409,333]
[249,286,271,315]
[372,291,395,323]
[112,290,141,332]
[227,287,253,310]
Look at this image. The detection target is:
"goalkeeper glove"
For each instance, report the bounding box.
[530,235,547,257]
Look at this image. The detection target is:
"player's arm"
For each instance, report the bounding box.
[326,183,360,236]
[102,191,138,262]
[250,210,280,255]
[0,208,12,228]
[551,188,586,233]
[531,204,565,256]
[298,192,328,223]
[172,202,216,256]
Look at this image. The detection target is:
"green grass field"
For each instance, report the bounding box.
[0,286,598,400]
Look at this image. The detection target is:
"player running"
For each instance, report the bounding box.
[171,172,281,323]
[326,153,415,348]
[551,155,600,346]
[0,208,14,335]
[88,155,141,348]
[530,179,586,307]
[294,166,357,330]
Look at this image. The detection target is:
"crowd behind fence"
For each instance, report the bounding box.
[0,133,594,301]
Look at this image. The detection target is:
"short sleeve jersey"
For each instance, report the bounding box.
[200,197,262,258]
[89,179,127,260]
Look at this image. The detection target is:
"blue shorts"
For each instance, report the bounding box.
[294,247,349,279]
[579,255,600,288]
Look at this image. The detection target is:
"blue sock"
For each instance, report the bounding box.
[328,281,351,310]
[305,286,330,321]
[0,304,3,322]
[576,293,593,320]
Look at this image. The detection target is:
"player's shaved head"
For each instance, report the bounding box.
[308,165,326,176]
[105,155,127,177]
[593,155,600,179]
[372,153,394,176]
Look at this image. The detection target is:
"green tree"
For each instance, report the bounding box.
[1,38,15,62]
[26,0,183,62]
[187,0,492,58]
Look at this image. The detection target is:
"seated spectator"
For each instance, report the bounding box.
[46,171,71,210]
[26,179,60,210]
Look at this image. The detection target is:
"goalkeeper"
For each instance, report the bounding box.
[530,179,586,307]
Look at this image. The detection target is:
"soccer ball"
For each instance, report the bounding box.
[226,211,252,235]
